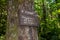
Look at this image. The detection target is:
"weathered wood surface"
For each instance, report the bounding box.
[18,9,39,26]
[7,0,38,40]
[18,0,39,26]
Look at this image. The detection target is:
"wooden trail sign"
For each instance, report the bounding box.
[18,0,39,26]
[18,9,39,26]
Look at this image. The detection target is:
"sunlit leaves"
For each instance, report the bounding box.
[34,0,60,40]
[52,11,57,16]
[57,9,60,13]
[0,36,5,40]
[0,0,7,38]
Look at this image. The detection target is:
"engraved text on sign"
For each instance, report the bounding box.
[18,9,38,26]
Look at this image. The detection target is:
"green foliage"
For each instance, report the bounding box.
[34,0,60,40]
[0,0,7,40]
[0,11,7,35]
[0,35,5,40]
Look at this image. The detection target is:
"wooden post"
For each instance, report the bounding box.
[7,0,39,40]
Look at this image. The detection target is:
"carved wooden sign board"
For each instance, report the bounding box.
[18,9,39,26]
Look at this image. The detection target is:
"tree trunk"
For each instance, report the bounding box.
[6,0,18,40]
[7,0,38,40]
[18,26,38,40]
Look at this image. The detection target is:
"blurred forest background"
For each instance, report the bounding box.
[0,0,60,40]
